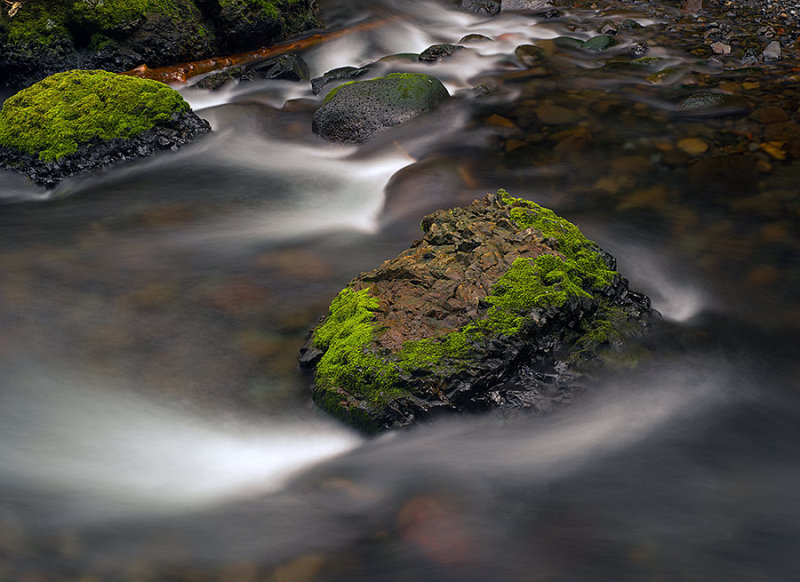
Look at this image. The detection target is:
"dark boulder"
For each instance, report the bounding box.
[300,191,655,433]
[312,72,450,144]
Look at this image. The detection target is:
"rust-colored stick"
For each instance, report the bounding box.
[122,17,401,85]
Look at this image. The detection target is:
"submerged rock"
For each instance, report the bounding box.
[0,70,210,187]
[676,91,749,117]
[312,72,450,144]
[300,191,654,433]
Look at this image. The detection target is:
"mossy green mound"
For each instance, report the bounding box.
[300,191,654,433]
[0,69,189,162]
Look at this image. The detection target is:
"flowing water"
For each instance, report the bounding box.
[1,0,799,580]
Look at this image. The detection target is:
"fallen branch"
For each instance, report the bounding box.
[122,17,401,85]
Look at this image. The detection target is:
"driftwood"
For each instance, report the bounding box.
[122,17,400,85]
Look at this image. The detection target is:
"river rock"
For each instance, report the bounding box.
[299,191,654,433]
[459,0,501,16]
[0,0,319,89]
[418,44,465,63]
[311,65,374,95]
[676,91,749,117]
[312,73,450,144]
[0,70,210,187]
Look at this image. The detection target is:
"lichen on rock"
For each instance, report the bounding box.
[300,190,654,433]
[312,72,450,144]
[0,69,210,186]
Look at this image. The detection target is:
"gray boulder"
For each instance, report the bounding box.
[312,73,450,144]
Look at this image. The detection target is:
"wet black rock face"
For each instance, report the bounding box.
[0,112,211,188]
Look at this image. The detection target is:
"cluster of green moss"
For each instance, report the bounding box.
[0,69,189,161]
[219,0,280,19]
[72,0,183,32]
[1,0,73,46]
[312,288,475,414]
[311,191,626,422]
[1,0,183,46]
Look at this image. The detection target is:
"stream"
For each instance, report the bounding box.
[1,0,799,580]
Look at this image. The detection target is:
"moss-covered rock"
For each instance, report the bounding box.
[300,191,655,433]
[0,69,210,186]
[312,72,450,144]
[0,0,319,89]
[211,0,320,52]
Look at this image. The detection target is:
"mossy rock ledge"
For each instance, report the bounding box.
[0,0,320,89]
[312,72,450,144]
[299,191,655,433]
[0,70,210,187]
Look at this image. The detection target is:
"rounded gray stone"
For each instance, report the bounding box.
[312,73,450,144]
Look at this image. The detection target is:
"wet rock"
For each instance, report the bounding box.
[582,35,618,52]
[677,137,709,155]
[600,20,619,35]
[460,34,493,44]
[762,41,782,61]
[194,66,245,90]
[459,0,501,16]
[418,44,465,63]
[750,106,790,124]
[311,65,373,95]
[0,70,210,187]
[501,0,553,12]
[300,191,654,433]
[535,103,582,125]
[206,0,319,54]
[676,92,749,117]
[244,53,310,82]
[515,44,547,68]
[312,73,450,144]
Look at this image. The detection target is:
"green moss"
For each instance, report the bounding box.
[323,72,447,104]
[312,288,478,418]
[2,0,185,46]
[312,288,407,418]
[0,69,189,161]
[1,0,73,46]
[219,0,280,19]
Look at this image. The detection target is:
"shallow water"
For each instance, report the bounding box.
[1,0,799,579]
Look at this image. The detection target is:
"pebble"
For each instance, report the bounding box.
[711,42,731,55]
[763,40,782,60]
[677,137,709,155]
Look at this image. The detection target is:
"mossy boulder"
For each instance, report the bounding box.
[312,72,450,144]
[210,0,320,53]
[0,69,210,186]
[299,191,654,433]
[0,0,319,89]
